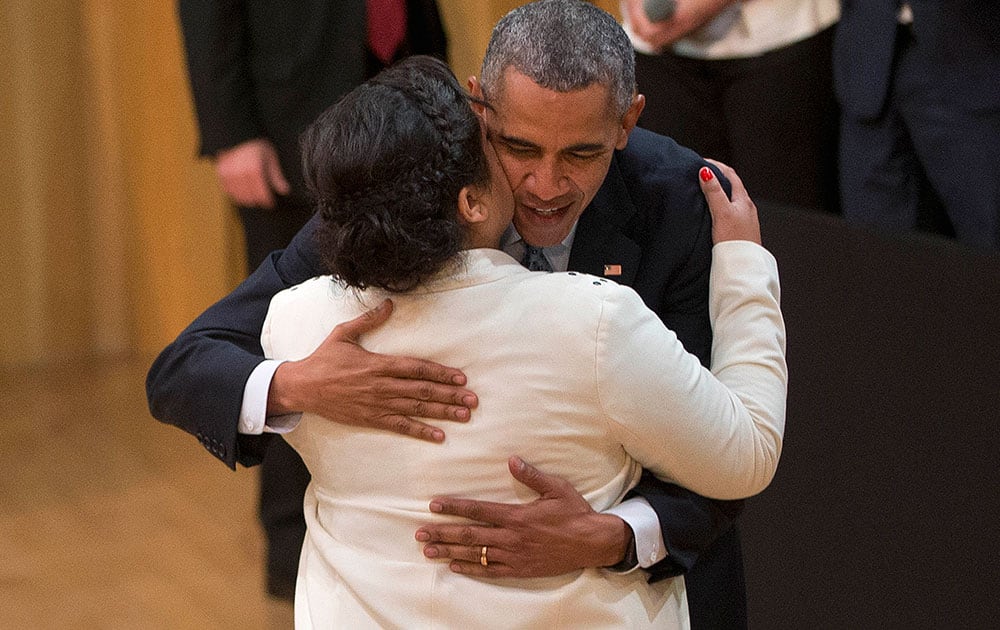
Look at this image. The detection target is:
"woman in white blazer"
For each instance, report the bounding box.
[261,56,786,628]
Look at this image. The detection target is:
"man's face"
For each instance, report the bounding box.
[473,68,643,247]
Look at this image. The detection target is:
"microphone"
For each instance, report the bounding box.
[643,0,677,22]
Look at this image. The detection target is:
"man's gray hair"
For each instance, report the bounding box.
[480,0,637,118]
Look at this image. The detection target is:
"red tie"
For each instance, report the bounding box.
[367,0,408,65]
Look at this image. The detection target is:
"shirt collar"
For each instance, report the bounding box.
[500,223,578,273]
[500,222,578,254]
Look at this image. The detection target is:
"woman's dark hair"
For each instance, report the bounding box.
[300,55,491,292]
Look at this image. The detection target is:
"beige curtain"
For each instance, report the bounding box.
[0,0,619,367]
[0,1,243,367]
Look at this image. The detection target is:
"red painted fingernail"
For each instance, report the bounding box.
[699,167,713,182]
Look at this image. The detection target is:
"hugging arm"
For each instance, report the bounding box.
[146,215,324,468]
[628,161,746,580]
[146,214,479,468]
[617,162,778,579]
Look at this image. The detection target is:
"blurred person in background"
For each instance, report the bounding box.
[621,0,841,214]
[834,0,999,251]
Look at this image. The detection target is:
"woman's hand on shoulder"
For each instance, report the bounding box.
[698,159,761,245]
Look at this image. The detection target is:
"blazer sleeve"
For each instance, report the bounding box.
[597,242,786,499]
[598,242,786,575]
[178,0,263,156]
[146,214,324,469]
[615,154,747,578]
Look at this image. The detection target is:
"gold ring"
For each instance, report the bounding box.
[480,545,489,567]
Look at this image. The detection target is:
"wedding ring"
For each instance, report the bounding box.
[480,545,489,567]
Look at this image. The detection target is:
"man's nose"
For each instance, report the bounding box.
[526,157,568,201]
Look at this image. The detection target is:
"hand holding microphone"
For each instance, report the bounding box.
[636,0,741,48]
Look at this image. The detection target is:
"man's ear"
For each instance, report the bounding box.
[468,76,487,115]
[457,184,487,226]
[616,93,646,150]
[468,76,483,99]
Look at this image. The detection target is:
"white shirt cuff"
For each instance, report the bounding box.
[238,359,301,435]
[604,497,668,572]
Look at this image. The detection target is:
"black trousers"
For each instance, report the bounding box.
[635,26,840,215]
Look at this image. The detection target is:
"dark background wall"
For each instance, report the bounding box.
[741,206,1000,628]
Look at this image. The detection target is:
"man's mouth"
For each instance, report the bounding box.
[524,203,569,218]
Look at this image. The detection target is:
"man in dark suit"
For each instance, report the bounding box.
[154,1,746,626]
[177,0,448,600]
[835,0,999,250]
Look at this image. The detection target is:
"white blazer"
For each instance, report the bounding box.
[261,242,786,629]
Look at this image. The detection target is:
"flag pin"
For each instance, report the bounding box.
[603,264,622,276]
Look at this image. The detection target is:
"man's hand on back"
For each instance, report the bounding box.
[415,456,633,577]
[269,299,479,442]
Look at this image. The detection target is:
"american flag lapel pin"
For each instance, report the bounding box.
[603,264,622,277]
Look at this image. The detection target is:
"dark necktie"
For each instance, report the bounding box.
[522,245,553,272]
[366,0,407,65]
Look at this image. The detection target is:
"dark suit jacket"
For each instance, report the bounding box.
[147,126,745,627]
[834,0,1000,120]
[178,0,448,203]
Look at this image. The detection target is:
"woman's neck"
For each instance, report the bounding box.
[462,231,503,251]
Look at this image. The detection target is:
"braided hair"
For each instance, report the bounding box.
[301,56,491,292]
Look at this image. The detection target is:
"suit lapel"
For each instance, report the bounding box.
[568,152,641,287]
